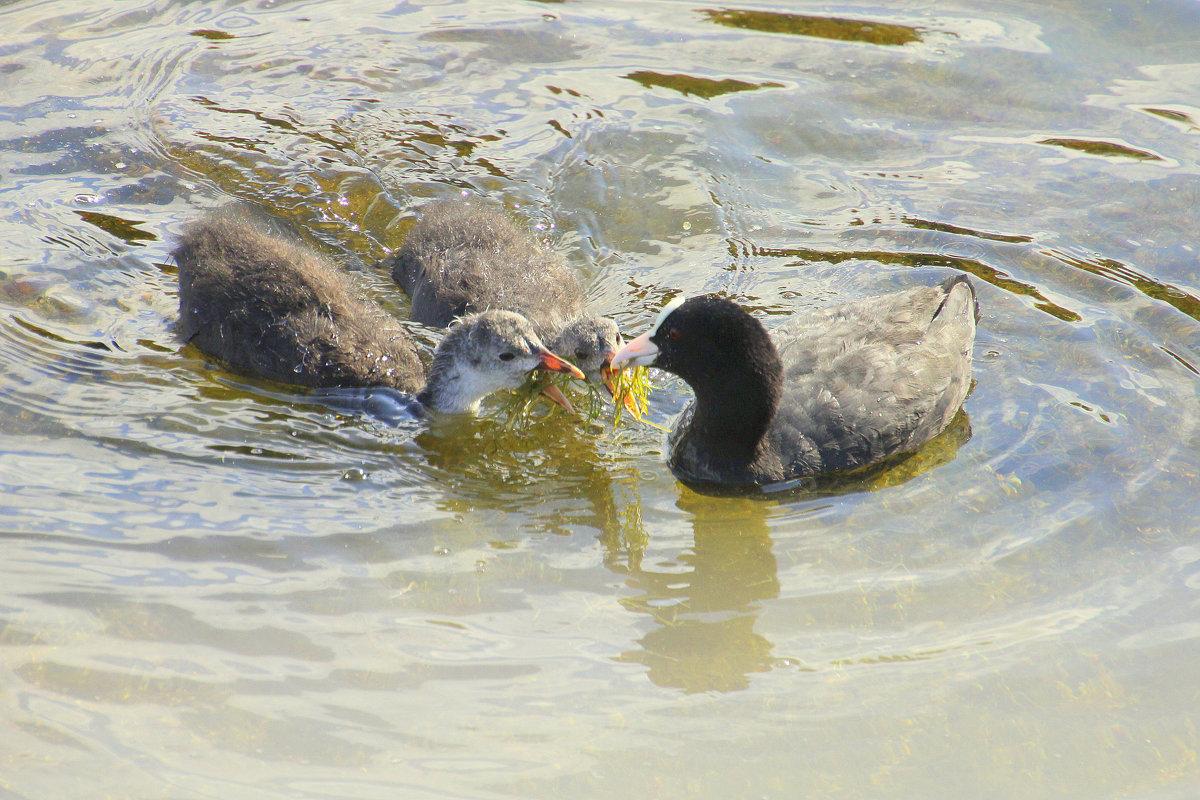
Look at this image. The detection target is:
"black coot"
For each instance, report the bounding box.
[611,276,979,487]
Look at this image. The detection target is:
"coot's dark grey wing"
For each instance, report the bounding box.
[768,277,977,475]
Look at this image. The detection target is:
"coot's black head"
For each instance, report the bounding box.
[612,294,782,419]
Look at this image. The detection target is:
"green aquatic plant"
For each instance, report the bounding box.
[498,366,657,431]
[610,364,658,429]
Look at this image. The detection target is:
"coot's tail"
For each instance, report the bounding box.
[936,273,980,324]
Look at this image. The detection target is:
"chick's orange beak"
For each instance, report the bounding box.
[540,383,577,414]
[536,350,585,380]
[600,361,617,394]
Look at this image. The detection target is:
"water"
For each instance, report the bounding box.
[2,0,1199,797]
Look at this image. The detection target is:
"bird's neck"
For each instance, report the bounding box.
[683,353,781,467]
[418,356,484,415]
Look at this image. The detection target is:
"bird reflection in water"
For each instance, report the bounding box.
[612,409,972,693]
[616,494,780,693]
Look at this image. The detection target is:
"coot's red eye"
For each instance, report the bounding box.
[668,327,680,341]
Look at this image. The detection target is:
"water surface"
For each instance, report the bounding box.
[2,0,1200,798]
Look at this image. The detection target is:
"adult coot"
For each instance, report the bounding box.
[380,200,624,392]
[611,276,979,487]
[174,209,583,415]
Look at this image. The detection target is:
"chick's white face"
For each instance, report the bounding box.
[461,316,547,394]
[469,340,543,393]
[429,310,585,414]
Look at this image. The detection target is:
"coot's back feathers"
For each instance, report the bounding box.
[768,276,977,479]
